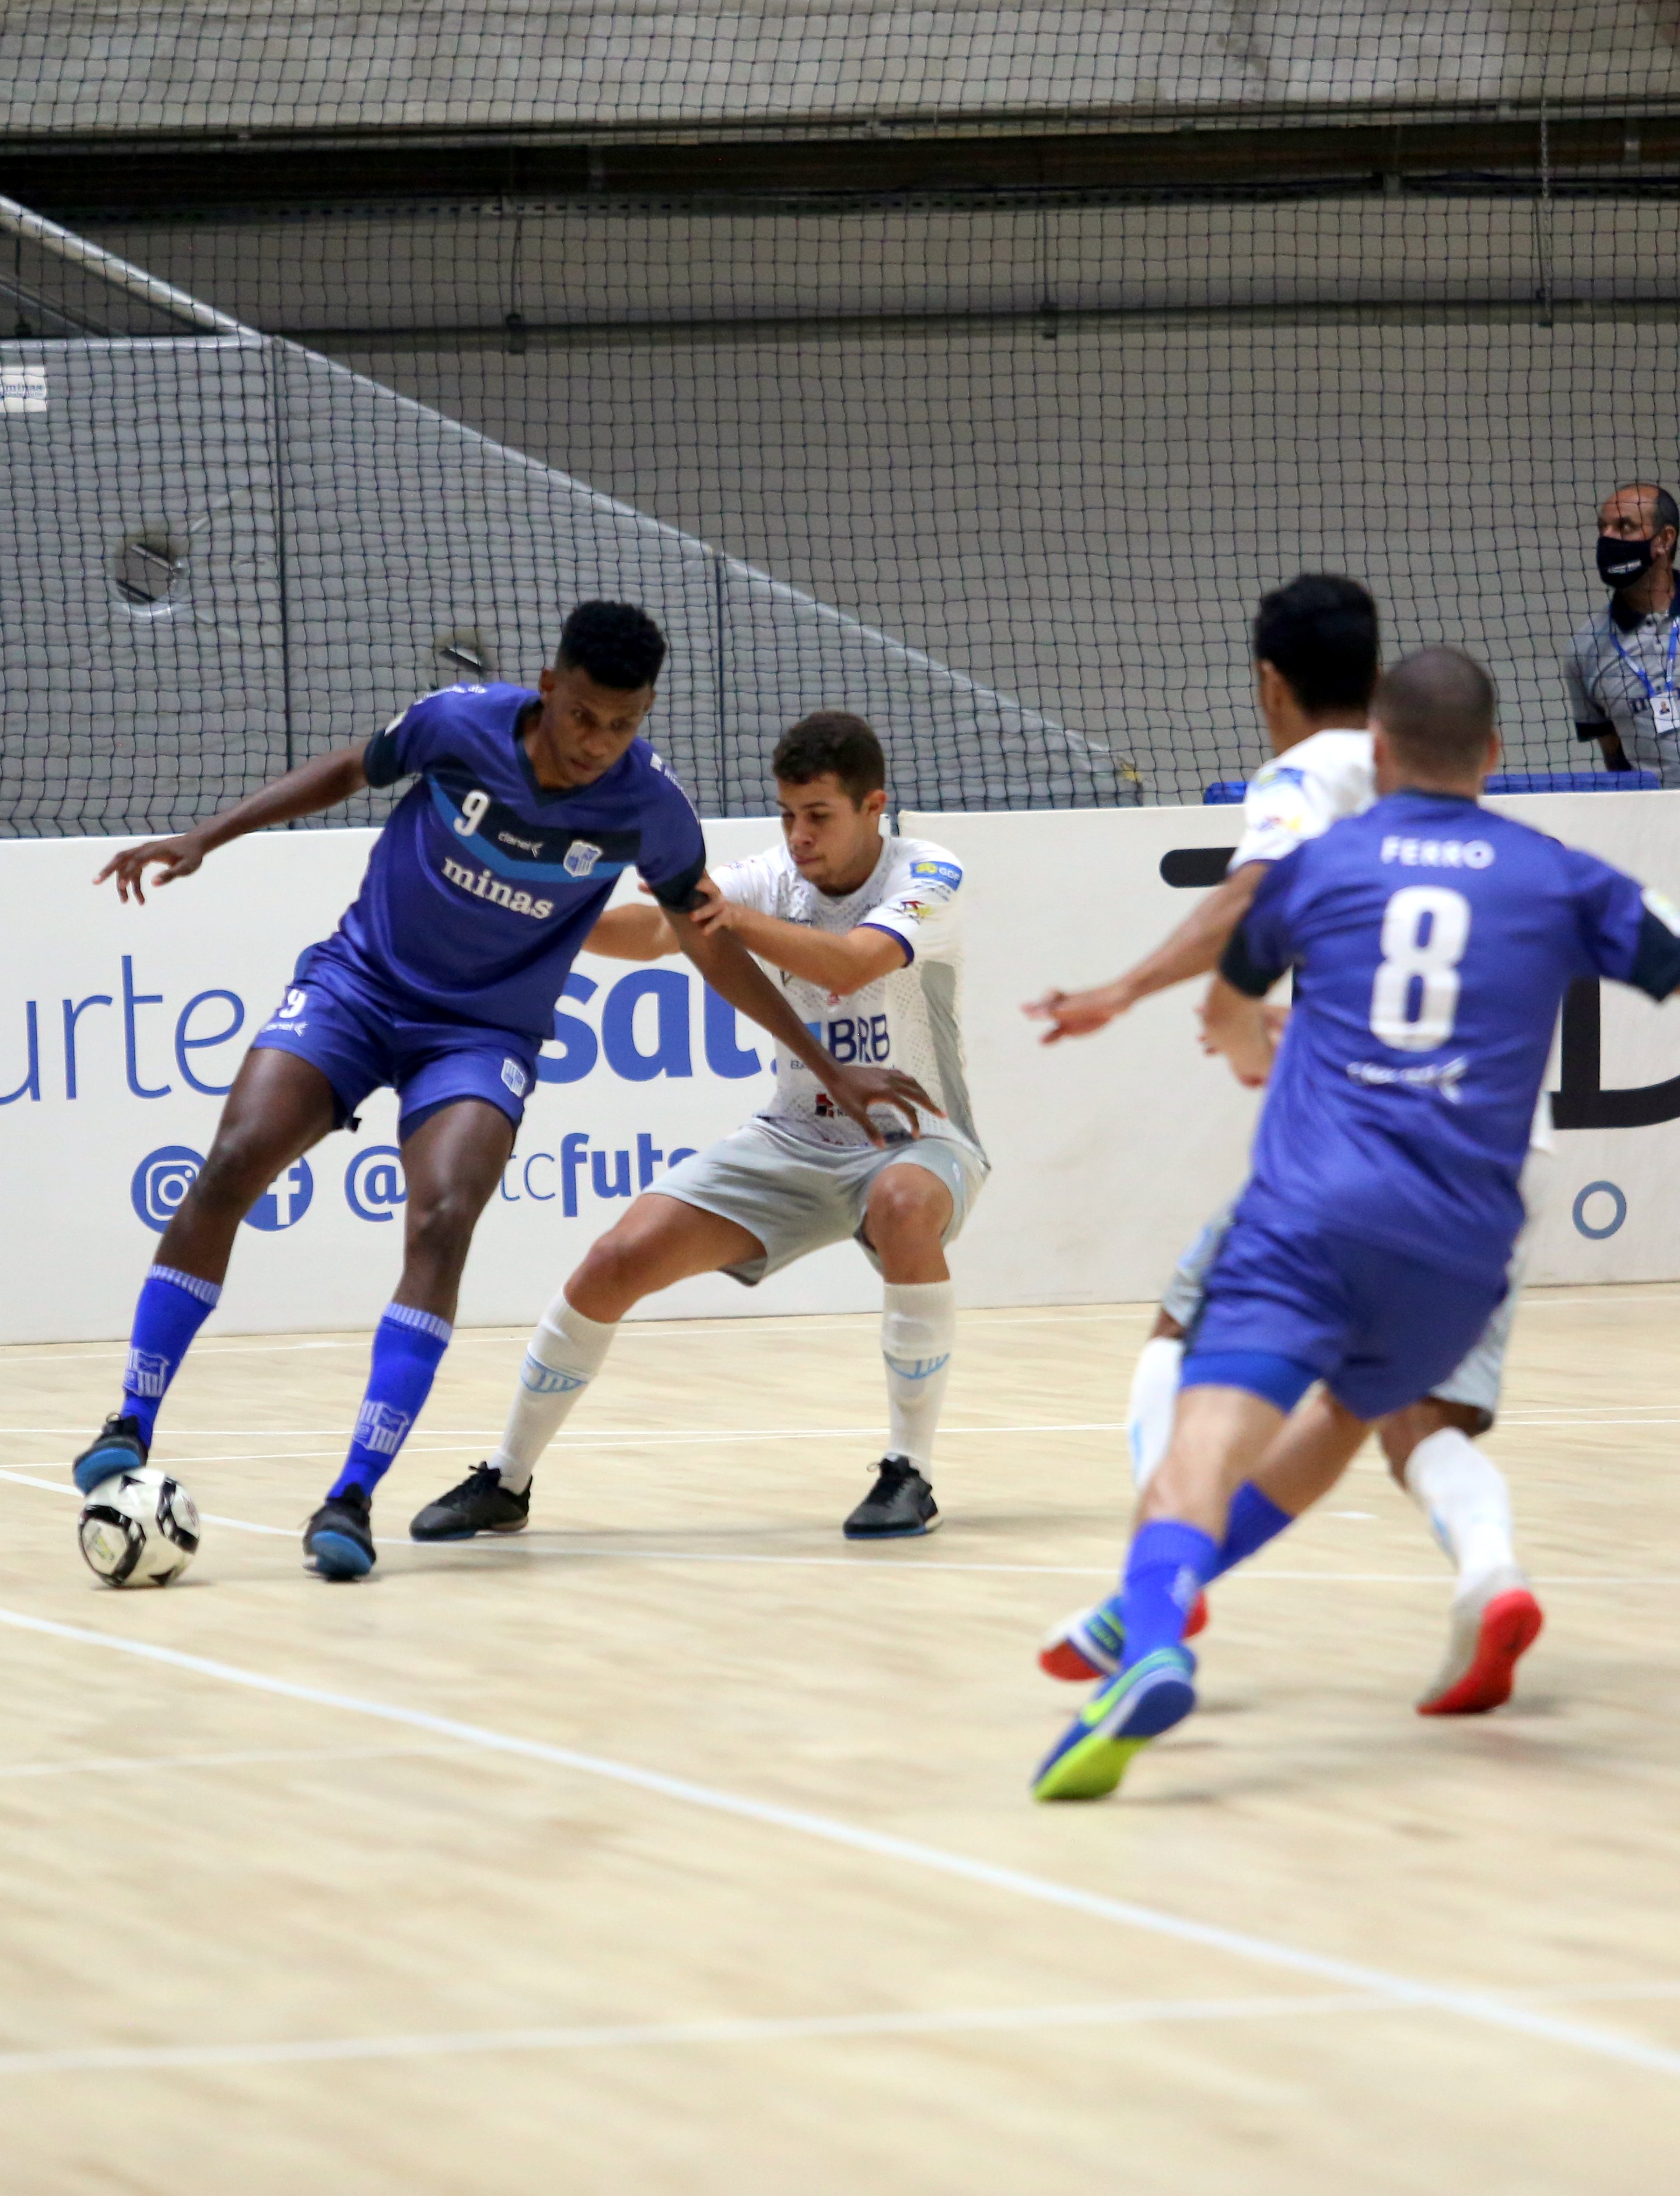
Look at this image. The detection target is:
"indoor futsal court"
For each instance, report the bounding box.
[9,2,1680,2190]
[4,1288,1680,2191]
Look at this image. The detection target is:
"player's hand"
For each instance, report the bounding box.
[1197,994,1282,1087]
[639,875,740,936]
[1023,981,1130,1044]
[820,1062,940,1145]
[94,832,208,905]
[684,877,743,936]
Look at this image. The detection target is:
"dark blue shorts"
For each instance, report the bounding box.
[1184,1216,1507,1421]
[250,951,541,1141]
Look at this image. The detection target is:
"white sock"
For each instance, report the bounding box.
[1402,1427,1517,1589]
[1128,1335,1184,1493]
[489,1294,618,1494]
[881,1280,956,1473]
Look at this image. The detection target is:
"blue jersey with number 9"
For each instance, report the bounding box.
[1222,789,1680,1281]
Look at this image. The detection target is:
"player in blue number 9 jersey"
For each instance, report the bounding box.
[74,603,931,1581]
[1030,647,1680,1799]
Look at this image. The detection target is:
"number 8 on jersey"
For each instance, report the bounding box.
[1370,886,1471,1052]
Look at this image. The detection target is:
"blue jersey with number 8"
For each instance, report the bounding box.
[1222,789,1680,1280]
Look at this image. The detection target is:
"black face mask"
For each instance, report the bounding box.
[1598,533,1656,589]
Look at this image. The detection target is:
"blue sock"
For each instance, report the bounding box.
[1208,1481,1293,1581]
[121,1265,221,1447]
[329,1304,452,1502]
[1119,1519,1219,1668]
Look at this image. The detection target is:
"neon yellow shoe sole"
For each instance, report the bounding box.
[1030,1646,1197,1803]
[1032,1730,1154,1802]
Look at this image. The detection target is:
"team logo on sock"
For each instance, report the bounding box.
[1171,1565,1202,1611]
[354,1400,412,1456]
[125,1348,171,1399]
[519,1356,587,1396]
[885,1352,951,1382]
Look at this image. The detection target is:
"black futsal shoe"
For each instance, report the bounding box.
[303,1488,377,1581]
[72,1413,149,1495]
[410,1463,531,1543]
[843,1455,942,1540]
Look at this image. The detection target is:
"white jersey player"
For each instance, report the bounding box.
[1027,575,1544,1715]
[408,710,987,1546]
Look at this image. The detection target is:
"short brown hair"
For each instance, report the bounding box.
[771,712,886,805]
[1371,647,1496,775]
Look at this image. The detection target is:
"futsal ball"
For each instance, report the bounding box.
[78,1467,201,1588]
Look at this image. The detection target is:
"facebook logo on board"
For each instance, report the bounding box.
[244,1159,314,1232]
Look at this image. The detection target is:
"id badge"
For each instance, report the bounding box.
[1654,695,1680,735]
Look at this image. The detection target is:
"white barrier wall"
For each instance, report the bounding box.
[6,793,1680,1343]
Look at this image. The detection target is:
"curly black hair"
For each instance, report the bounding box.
[555,601,667,690]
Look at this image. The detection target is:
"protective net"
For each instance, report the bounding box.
[4,6,1679,831]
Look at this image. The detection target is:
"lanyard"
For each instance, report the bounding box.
[1608,607,1680,703]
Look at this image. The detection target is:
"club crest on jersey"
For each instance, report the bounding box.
[563,840,604,879]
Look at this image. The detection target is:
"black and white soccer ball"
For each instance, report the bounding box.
[78,1467,201,1588]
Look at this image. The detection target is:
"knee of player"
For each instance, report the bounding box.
[866,1168,948,1246]
[192,1133,282,1214]
[404,1187,482,1262]
[570,1217,657,1302]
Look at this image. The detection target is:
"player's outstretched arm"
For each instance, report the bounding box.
[687,882,905,993]
[670,909,937,1146]
[1023,862,1264,1043]
[93,745,370,904]
[582,904,678,960]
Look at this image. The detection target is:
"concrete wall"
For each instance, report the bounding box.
[6,3,1672,138]
[91,198,1680,335]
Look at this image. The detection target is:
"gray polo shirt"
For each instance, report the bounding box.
[1564,586,1680,783]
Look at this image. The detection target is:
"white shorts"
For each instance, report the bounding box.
[656,1120,988,1286]
[1159,1175,1541,1430]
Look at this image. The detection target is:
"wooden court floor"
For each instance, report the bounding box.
[2,1284,1679,2194]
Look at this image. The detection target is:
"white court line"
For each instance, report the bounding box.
[0,1743,435,1782]
[1498,1410,1680,1424]
[0,1287,1654,1371]
[0,1308,1152,1369]
[8,1468,1680,1584]
[1,1604,1675,2081]
[0,1993,1429,2076]
[4,1292,1660,1375]
[0,1342,370,1367]
[0,1422,1130,1442]
[1514,1293,1680,1308]
[6,1975,1679,2079]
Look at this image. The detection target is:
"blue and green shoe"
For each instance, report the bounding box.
[1030,1645,1197,1802]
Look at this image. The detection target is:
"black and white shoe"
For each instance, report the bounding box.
[72,1413,149,1495]
[410,1463,531,1543]
[303,1488,377,1580]
[843,1455,941,1540]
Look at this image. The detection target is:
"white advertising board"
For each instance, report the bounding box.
[5,792,1680,1343]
